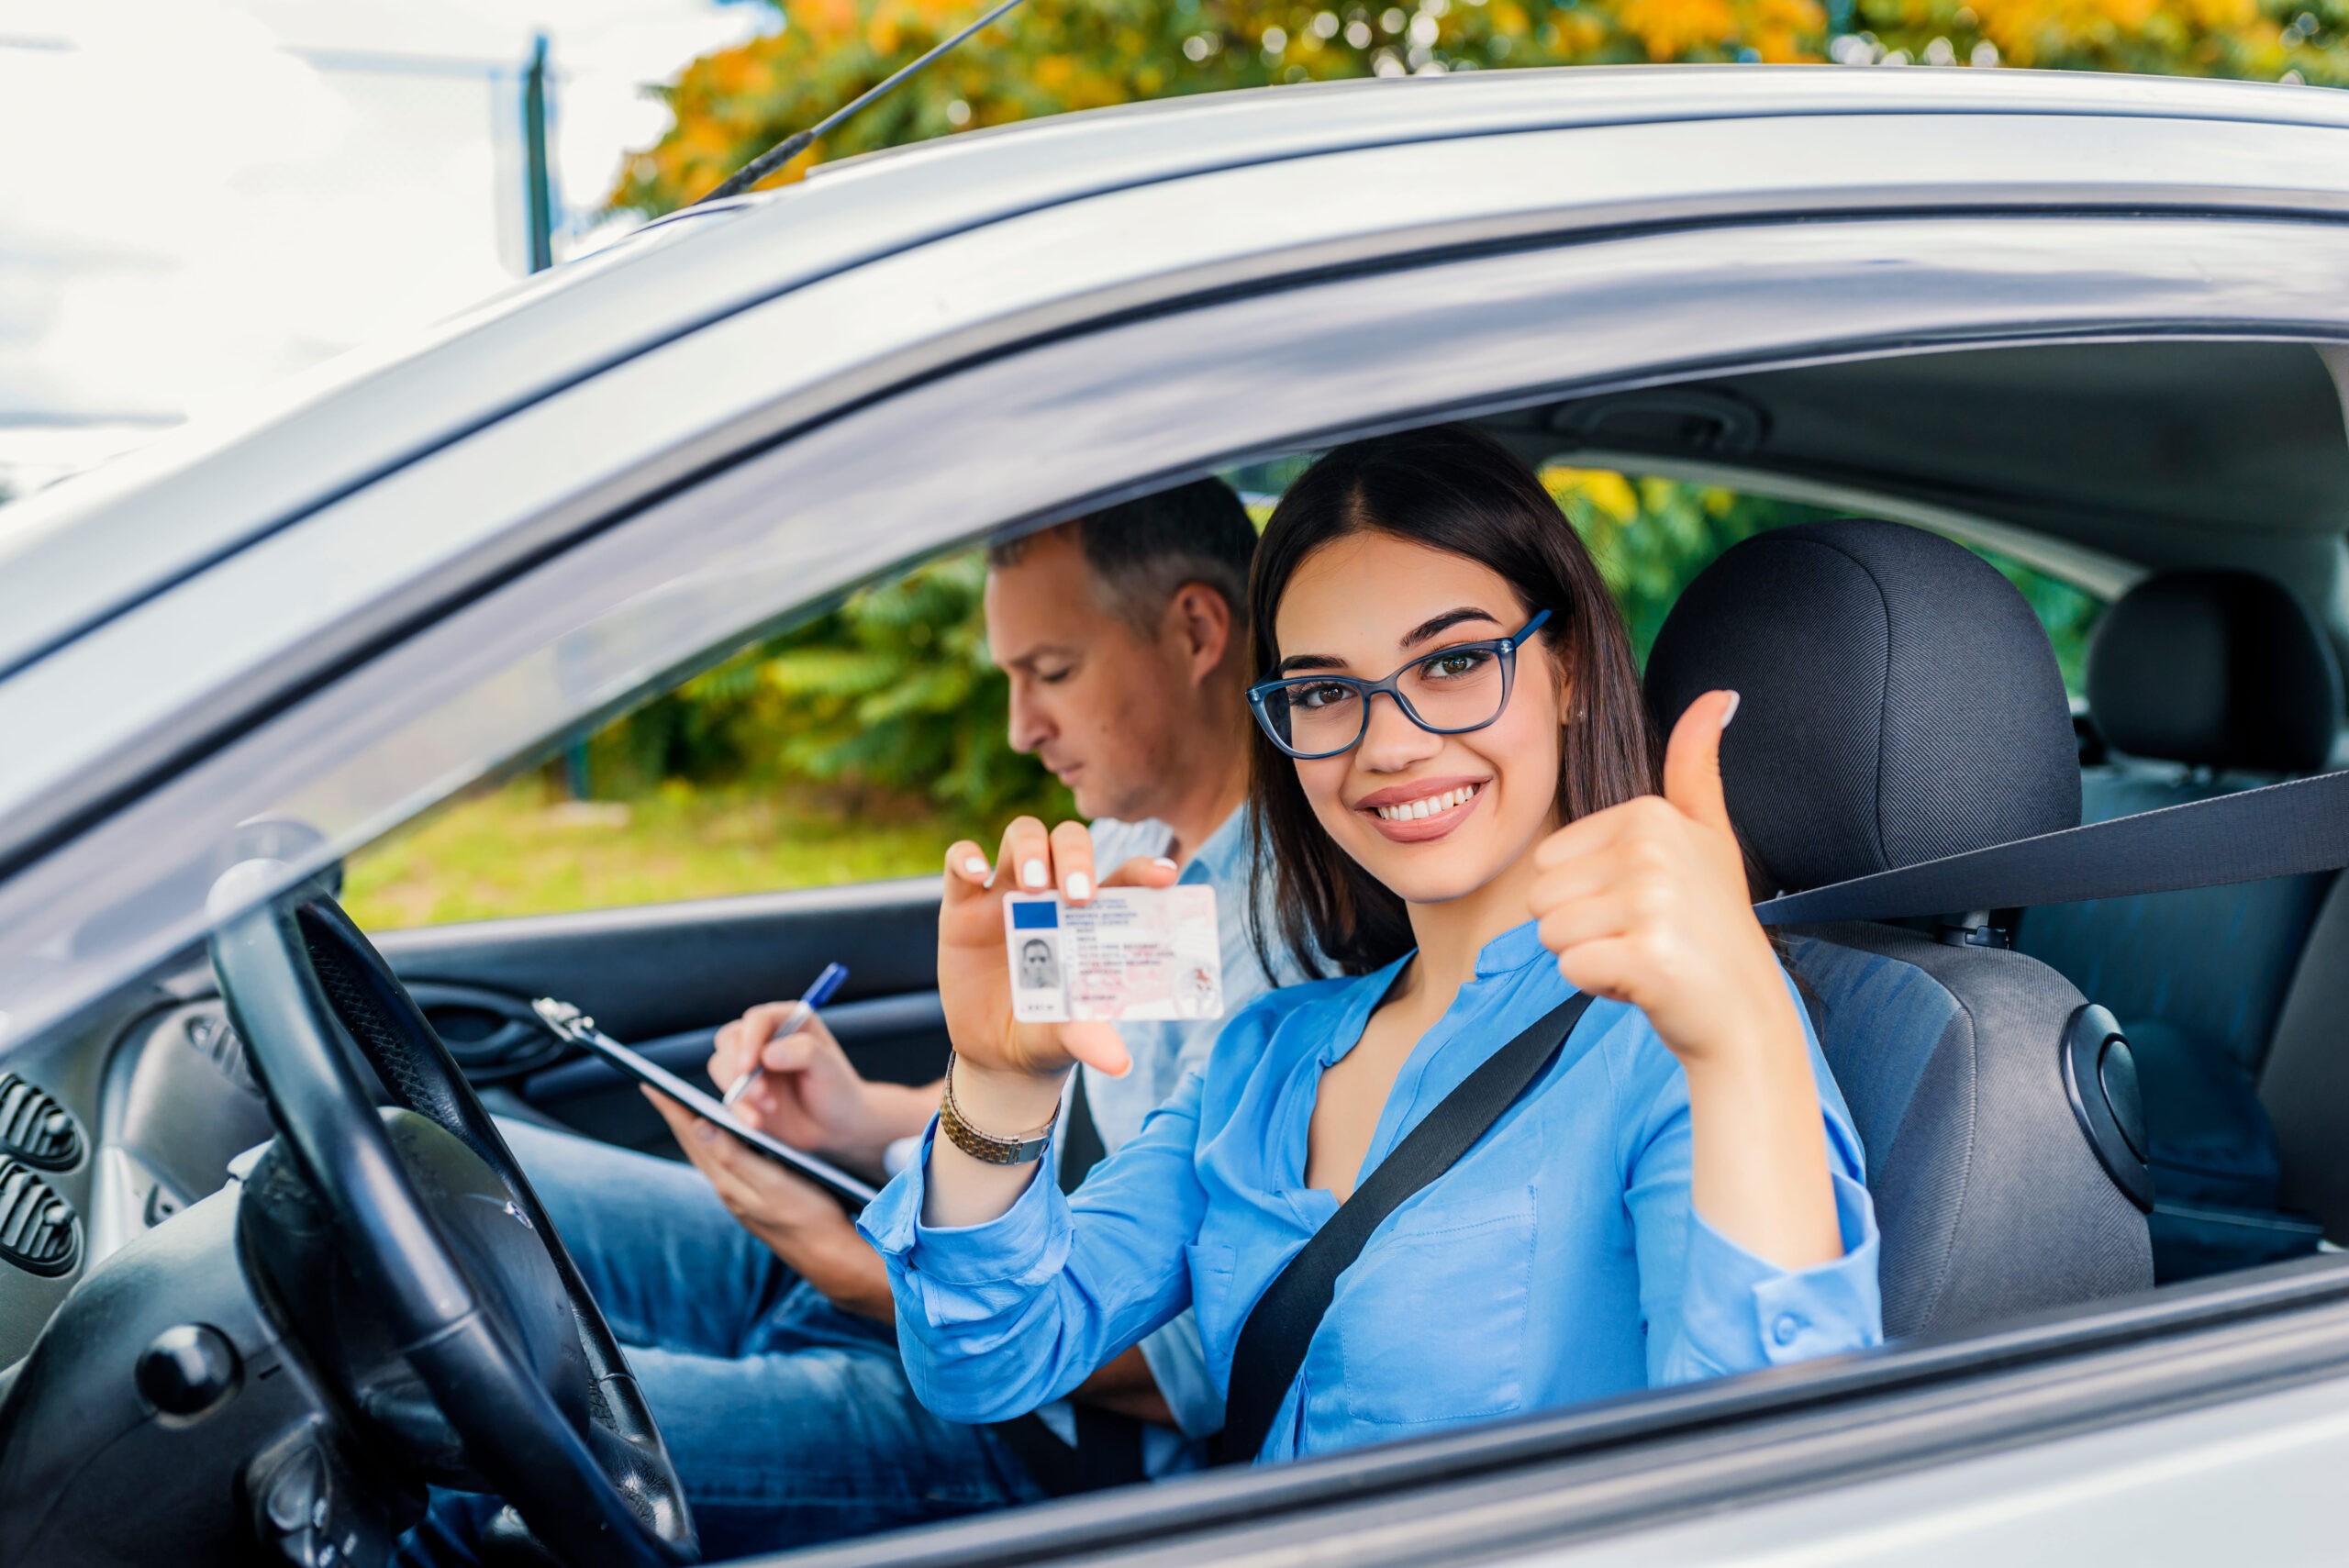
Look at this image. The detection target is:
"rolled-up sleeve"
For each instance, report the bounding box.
[857,1070,1211,1425]
[1621,981,1884,1387]
[1664,1168,1881,1379]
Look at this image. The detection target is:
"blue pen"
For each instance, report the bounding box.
[720,961,850,1107]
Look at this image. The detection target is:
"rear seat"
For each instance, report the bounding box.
[2015,569,2345,1281]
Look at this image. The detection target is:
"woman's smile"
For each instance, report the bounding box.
[1353,775,1488,841]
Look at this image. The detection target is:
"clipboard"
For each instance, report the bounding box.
[530,996,880,1210]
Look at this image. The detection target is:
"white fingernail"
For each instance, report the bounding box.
[1066,872,1092,900]
[1022,858,1048,888]
[963,855,988,876]
[1720,690,1741,728]
[1154,857,1178,871]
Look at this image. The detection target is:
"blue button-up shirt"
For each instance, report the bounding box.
[862,918,1881,1463]
[1072,808,1302,1456]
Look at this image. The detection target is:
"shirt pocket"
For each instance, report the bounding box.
[1335,1185,1537,1428]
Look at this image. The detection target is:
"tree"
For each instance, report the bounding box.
[590,550,1074,821]
[612,0,2341,214]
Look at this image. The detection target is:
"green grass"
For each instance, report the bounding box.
[341,777,959,931]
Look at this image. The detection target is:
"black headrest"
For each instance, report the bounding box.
[1645,519,2078,896]
[2085,570,2343,773]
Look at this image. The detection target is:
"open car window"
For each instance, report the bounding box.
[336,462,2107,935]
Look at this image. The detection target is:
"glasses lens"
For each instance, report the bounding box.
[1397,645,1508,731]
[1263,679,1364,755]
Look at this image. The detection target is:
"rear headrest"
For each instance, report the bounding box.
[1645,519,2078,896]
[2085,570,2343,773]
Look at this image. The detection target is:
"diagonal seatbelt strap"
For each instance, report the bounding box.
[1217,992,1597,1467]
[1753,768,2349,927]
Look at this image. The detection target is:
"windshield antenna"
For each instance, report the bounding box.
[694,0,1033,206]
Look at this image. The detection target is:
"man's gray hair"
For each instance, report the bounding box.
[987,478,1257,638]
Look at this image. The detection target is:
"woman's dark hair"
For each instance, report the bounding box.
[1248,425,1659,978]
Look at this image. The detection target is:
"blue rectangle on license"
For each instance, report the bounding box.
[1011,901,1060,929]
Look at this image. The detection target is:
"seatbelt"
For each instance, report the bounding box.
[991,1070,1149,1496]
[1216,992,1598,1467]
[1753,768,2349,928]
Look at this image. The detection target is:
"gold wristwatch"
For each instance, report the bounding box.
[938,1052,1058,1165]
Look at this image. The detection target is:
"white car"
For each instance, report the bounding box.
[1,63,2346,1568]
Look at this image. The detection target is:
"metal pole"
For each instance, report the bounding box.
[523,32,555,274]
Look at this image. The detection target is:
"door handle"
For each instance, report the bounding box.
[404,983,565,1080]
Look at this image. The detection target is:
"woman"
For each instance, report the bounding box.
[857,428,1880,1462]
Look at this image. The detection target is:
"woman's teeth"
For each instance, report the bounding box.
[1374,784,1481,822]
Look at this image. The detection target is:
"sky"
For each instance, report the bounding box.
[0,0,771,495]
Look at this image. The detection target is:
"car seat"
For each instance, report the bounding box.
[1645,518,2154,1340]
[2014,570,2343,1281]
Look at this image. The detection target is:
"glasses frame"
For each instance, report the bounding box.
[1246,609,1554,761]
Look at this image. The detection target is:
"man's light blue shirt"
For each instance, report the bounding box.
[861,917,1883,1464]
[1081,810,1290,1152]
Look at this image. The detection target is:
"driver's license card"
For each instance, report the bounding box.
[1003,887,1224,1024]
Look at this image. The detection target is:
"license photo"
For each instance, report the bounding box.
[1004,887,1225,1023]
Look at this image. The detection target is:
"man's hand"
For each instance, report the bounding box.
[644,1087,896,1321]
[709,1005,932,1181]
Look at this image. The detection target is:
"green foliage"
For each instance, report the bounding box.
[593,551,1071,823]
[610,0,2348,217]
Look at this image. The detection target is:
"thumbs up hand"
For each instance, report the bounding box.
[1527,689,1787,1072]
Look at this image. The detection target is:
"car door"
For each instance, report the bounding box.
[372,879,947,1155]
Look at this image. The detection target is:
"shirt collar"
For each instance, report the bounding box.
[1473,917,1550,979]
[1178,805,1252,884]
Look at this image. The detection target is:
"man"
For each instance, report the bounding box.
[405,478,1281,1564]
[1018,936,1060,992]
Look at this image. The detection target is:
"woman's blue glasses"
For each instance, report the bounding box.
[1247,610,1553,760]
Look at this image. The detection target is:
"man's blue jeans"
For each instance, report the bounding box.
[399,1120,1043,1564]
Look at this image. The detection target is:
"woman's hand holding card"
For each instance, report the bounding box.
[928,817,1177,1225]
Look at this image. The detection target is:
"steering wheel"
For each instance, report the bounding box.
[208,864,698,1566]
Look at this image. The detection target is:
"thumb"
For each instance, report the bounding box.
[1662,688,1740,839]
[1060,1021,1132,1078]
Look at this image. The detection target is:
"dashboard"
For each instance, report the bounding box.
[0,992,273,1371]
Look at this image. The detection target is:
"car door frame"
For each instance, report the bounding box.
[11,196,2349,1558]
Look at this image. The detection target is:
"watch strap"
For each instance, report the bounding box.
[939,1053,1057,1165]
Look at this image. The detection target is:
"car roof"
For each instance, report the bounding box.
[6,63,2349,686]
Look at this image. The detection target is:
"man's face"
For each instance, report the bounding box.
[985,528,1201,822]
[1021,940,1053,985]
